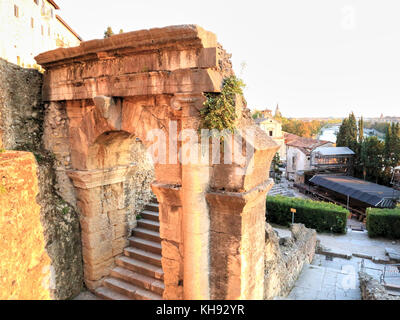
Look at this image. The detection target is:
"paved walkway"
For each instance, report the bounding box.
[274,223,400,262]
[274,224,400,300]
[284,254,362,300]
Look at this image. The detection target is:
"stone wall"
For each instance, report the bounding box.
[0,59,83,299]
[0,151,51,300]
[0,58,43,150]
[264,223,317,299]
[359,272,400,300]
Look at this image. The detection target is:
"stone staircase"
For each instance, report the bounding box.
[95,198,164,300]
[269,183,295,197]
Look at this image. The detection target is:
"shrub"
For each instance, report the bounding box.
[266,195,350,234]
[366,208,400,239]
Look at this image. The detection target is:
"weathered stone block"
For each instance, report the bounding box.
[83,257,114,281]
[112,223,128,240]
[161,240,182,261]
[112,237,129,257]
[161,257,183,286]
[81,227,113,250]
[0,152,52,300]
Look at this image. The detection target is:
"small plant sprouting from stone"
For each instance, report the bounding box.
[0,185,7,195]
[0,148,5,154]
[62,206,70,215]
[200,75,246,134]
[136,213,143,220]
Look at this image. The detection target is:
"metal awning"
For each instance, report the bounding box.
[312,147,355,156]
[309,175,400,208]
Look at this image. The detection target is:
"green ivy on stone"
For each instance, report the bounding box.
[200,76,245,133]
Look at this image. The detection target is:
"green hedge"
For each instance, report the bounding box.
[266,195,350,234]
[366,208,400,239]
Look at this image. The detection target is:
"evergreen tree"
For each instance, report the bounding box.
[360,136,385,183]
[336,113,358,152]
[358,117,364,143]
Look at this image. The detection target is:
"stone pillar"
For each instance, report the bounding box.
[67,166,133,290]
[175,93,212,300]
[206,181,274,299]
[151,183,184,300]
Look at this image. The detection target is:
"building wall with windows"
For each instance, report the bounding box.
[0,0,81,68]
[256,117,286,160]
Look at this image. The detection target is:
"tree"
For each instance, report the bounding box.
[383,122,400,183]
[337,112,358,151]
[104,26,114,38]
[358,117,364,144]
[360,136,385,183]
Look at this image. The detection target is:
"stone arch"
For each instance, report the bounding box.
[37,25,279,300]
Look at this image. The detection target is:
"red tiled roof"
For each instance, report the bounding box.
[284,132,331,155]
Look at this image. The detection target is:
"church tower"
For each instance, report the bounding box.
[274,104,282,118]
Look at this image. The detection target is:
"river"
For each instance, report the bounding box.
[318,125,340,143]
[318,125,383,144]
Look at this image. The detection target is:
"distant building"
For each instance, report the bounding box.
[392,166,400,191]
[255,115,285,160]
[311,146,355,175]
[0,0,81,68]
[284,132,332,180]
[261,109,272,118]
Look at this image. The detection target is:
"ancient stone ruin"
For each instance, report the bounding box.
[34,25,279,299]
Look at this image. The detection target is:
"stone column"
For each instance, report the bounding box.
[67,166,133,290]
[175,93,212,300]
[206,180,274,299]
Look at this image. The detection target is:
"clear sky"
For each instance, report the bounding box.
[56,0,400,118]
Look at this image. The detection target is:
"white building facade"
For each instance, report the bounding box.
[0,0,81,68]
[256,117,286,160]
[285,133,333,180]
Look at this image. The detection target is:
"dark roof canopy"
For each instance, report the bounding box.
[309,175,400,208]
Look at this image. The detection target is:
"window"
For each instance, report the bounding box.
[31,18,34,28]
[17,56,21,65]
[41,25,44,35]
[50,8,54,18]
[269,131,273,137]
[48,26,51,36]
[14,5,19,17]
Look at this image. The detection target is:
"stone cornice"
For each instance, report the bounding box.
[35,25,217,67]
[67,164,136,189]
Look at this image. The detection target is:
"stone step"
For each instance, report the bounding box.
[103,277,162,300]
[111,266,164,296]
[132,228,161,243]
[141,210,159,222]
[384,283,400,292]
[145,203,159,213]
[124,247,162,267]
[137,219,160,232]
[129,236,162,254]
[95,286,132,300]
[116,256,164,280]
